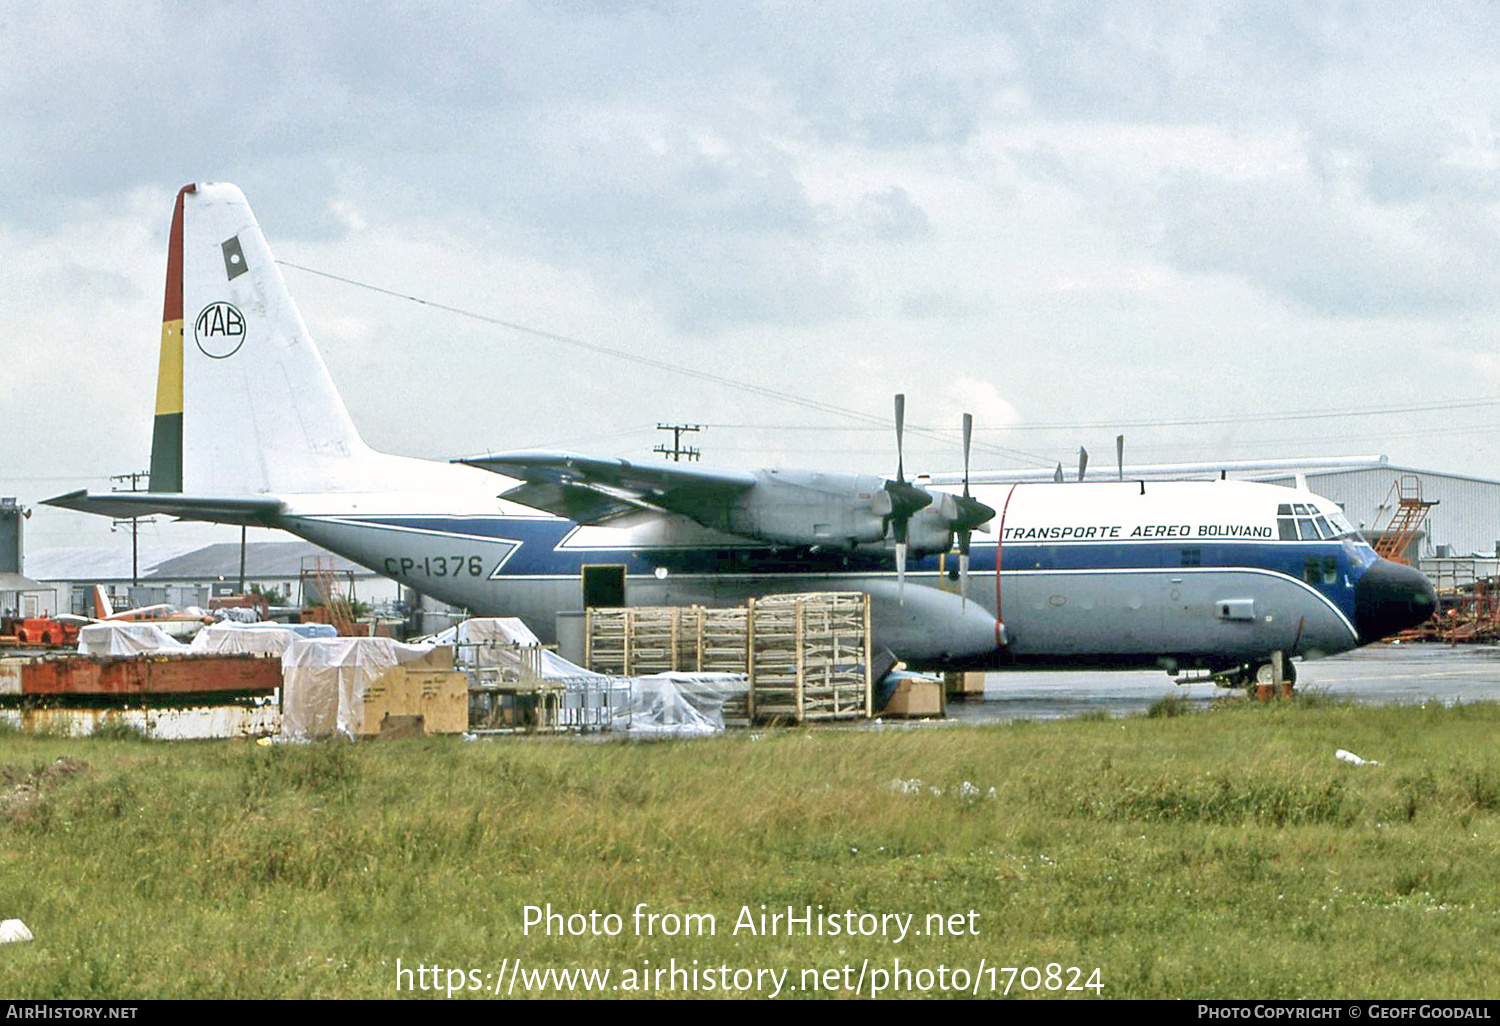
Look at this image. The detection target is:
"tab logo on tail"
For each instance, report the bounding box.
[193,302,245,358]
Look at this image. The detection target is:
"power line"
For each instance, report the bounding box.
[981,396,1500,432]
[654,423,702,462]
[276,260,1054,468]
[278,260,1500,463]
[703,395,1500,435]
[110,470,154,587]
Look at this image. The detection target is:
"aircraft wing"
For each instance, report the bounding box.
[458,452,757,526]
[44,490,285,527]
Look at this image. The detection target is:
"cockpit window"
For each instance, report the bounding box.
[1279,502,1357,542]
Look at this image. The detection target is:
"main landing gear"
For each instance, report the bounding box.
[1210,655,1297,692]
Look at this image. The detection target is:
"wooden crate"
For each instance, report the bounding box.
[586,606,734,675]
[585,608,674,675]
[360,666,468,737]
[585,594,870,724]
[698,607,750,673]
[747,593,870,723]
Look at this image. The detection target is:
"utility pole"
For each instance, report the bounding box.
[654,423,702,462]
[110,471,154,588]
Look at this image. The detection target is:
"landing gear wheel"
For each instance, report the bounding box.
[1253,660,1296,688]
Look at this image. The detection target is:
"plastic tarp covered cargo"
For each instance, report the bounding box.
[283,622,339,639]
[76,622,190,656]
[459,617,545,674]
[459,617,540,648]
[190,623,298,657]
[615,672,748,737]
[280,637,441,740]
[540,650,603,678]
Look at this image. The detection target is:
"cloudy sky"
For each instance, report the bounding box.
[4,1,1500,551]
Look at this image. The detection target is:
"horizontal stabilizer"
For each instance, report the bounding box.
[44,490,284,527]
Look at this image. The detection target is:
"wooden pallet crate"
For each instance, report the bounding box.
[585,607,697,675]
[747,593,871,723]
[584,593,870,724]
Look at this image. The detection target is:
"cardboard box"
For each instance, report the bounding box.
[944,670,987,696]
[882,676,945,718]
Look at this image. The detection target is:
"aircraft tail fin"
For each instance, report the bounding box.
[93,585,114,619]
[148,183,377,496]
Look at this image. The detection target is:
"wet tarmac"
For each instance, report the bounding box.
[945,643,1500,725]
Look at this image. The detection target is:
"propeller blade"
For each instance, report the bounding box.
[894,393,907,483]
[1054,463,1064,483]
[958,519,974,607]
[1078,447,1088,482]
[962,412,973,497]
[883,396,929,571]
[1117,434,1124,481]
[889,492,919,604]
[956,411,980,608]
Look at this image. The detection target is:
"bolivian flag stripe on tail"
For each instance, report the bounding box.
[148,185,193,493]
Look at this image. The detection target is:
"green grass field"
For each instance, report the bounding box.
[2,695,1498,999]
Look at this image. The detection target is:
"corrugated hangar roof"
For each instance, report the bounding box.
[24,544,202,582]
[26,542,375,583]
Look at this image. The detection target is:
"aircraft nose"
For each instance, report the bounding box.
[1354,559,1437,643]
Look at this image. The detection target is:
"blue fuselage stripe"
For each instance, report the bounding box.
[330,514,1366,620]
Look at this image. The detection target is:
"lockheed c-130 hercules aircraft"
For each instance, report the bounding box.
[48,183,1438,684]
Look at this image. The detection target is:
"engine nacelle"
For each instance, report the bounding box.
[894,504,960,558]
[713,470,891,547]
